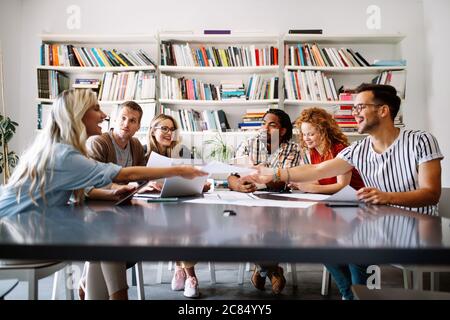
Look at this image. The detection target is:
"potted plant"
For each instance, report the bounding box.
[203,133,234,163]
[0,115,19,184]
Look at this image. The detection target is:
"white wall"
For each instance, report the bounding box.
[0,0,433,166]
[423,0,450,187]
[0,0,22,136]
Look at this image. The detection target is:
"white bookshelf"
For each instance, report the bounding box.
[282,33,407,138]
[157,32,281,148]
[36,34,158,134]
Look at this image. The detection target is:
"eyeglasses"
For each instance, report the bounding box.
[155,126,176,133]
[352,103,383,113]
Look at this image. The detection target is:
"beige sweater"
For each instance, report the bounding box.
[86,131,146,167]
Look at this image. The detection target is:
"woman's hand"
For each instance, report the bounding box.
[202,181,212,192]
[357,187,392,205]
[288,181,319,193]
[138,181,163,193]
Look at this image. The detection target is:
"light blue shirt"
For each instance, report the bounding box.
[0,143,121,217]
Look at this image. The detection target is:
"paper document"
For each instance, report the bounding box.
[147,152,172,167]
[184,191,315,208]
[201,161,257,175]
[275,192,330,201]
[326,185,359,202]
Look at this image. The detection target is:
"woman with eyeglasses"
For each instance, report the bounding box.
[145,114,205,298]
[290,107,364,193]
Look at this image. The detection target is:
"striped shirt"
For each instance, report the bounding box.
[337,130,443,215]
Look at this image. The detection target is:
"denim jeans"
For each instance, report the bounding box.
[325,264,369,300]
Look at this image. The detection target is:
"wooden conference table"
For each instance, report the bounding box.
[0,192,449,265]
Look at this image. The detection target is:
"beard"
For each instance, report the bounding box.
[358,117,380,134]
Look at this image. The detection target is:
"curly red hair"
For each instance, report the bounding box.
[295,107,349,159]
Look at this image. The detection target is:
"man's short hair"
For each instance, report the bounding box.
[355,83,401,121]
[119,101,143,123]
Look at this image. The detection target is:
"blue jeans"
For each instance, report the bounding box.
[325,264,369,300]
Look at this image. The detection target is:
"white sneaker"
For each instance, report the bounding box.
[171,268,186,291]
[183,276,199,298]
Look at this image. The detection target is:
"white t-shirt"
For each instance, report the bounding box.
[338,129,444,215]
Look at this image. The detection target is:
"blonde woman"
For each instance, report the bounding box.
[0,89,206,299]
[146,114,204,298]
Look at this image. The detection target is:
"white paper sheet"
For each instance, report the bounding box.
[184,191,315,208]
[326,185,359,202]
[274,192,330,201]
[201,161,257,175]
[147,152,172,167]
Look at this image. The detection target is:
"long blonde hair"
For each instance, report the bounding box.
[7,89,97,205]
[295,107,349,159]
[146,114,180,158]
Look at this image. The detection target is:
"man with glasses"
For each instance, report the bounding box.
[242,83,443,299]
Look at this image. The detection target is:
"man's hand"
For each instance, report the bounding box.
[239,166,274,185]
[357,187,392,205]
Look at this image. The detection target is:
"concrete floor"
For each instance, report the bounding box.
[2,262,449,300]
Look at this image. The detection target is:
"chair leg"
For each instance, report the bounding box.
[168,261,173,271]
[290,263,298,289]
[27,270,38,300]
[156,262,164,284]
[321,266,331,296]
[402,269,412,289]
[238,263,245,285]
[135,262,145,300]
[245,262,251,272]
[412,270,423,290]
[64,264,74,300]
[209,262,216,284]
[52,269,60,300]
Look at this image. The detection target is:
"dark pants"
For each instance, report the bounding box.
[325,264,370,300]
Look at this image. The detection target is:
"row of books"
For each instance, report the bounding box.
[40,44,156,67]
[247,75,278,100]
[160,42,279,67]
[333,105,357,132]
[371,70,406,98]
[284,70,339,101]
[285,43,370,67]
[99,71,156,101]
[161,106,230,132]
[37,69,70,99]
[238,108,269,131]
[160,74,278,101]
[160,74,221,100]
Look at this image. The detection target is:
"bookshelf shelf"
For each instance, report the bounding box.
[36,98,156,105]
[284,66,406,73]
[159,66,279,74]
[283,34,406,44]
[159,99,279,106]
[39,34,156,44]
[37,66,156,73]
[159,34,279,44]
[284,99,353,106]
[178,130,256,136]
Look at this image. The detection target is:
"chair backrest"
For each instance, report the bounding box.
[438,187,450,218]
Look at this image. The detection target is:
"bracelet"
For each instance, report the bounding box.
[273,167,281,182]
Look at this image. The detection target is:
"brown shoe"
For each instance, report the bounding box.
[268,266,286,295]
[251,269,266,291]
